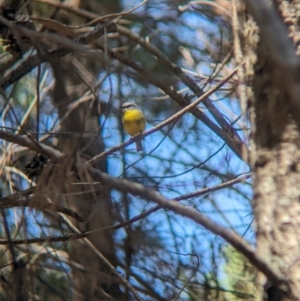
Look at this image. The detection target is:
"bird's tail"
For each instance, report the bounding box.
[136,139,143,152]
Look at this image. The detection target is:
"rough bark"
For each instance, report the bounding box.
[47,0,123,299]
[49,58,120,300]
[246,0,300,299]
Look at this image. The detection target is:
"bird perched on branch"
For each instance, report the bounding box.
[121,102,146,152]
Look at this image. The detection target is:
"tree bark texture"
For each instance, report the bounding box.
[45,0,123,300]
[247,0,300,299]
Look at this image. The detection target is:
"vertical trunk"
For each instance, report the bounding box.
[47,0,123,299]
[246,0,300,299]
[50,59,120,300]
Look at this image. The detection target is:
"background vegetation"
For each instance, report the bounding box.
[0,0,297,300]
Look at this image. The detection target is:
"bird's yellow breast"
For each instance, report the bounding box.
[122,109,146,137]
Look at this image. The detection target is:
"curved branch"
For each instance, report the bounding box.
[88,165,282,286]
[0,18,116,90]
[0,130,63,158]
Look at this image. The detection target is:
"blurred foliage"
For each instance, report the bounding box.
[222,245,255,301]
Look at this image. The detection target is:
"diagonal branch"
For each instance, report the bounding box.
[0,129,63,158]
[96,43,245,160]
[0,19,116,90]
[88,66,240,165]
[88,165,282,286]
[0,173,251,246]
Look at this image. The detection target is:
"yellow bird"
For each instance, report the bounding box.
[121,102,146,152]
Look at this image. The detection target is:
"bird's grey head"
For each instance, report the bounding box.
[121,102,139,111]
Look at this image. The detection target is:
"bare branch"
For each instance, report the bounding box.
[88,165,282,286]
[0,20,117,89]
[0,194,85,222]
[96,43,245,160]
[117,25,247,159]
[88,66,240,166]
[0,130,63,158]
[0,173,251,246]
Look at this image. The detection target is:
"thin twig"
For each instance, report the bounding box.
[171,252,199,301]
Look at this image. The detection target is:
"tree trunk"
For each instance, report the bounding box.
[48,0,123,299]
[246,0,300,299]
